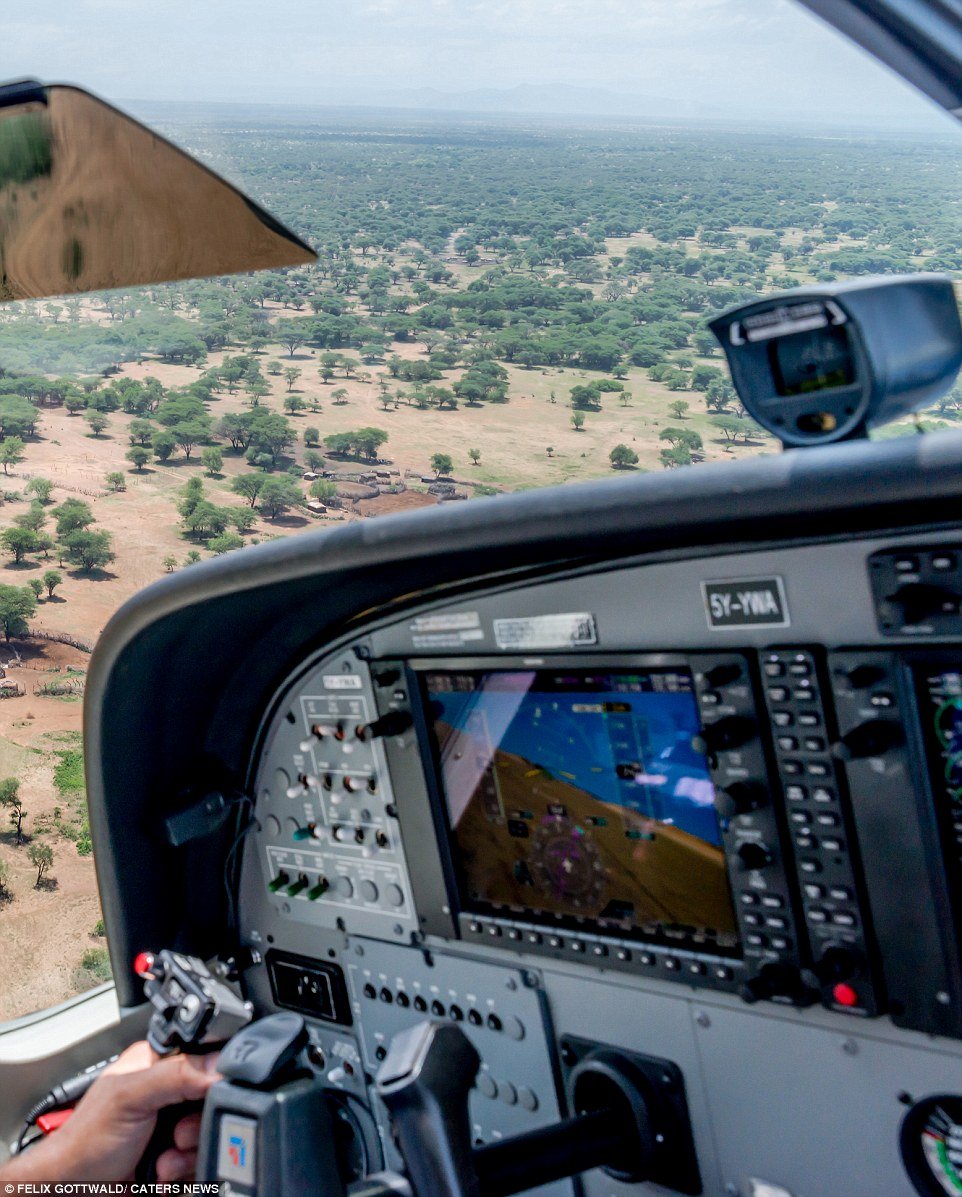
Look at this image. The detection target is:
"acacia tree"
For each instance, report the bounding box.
[232,474,266,508]
[25,477,53,503]
[85,412,109,437]
[28,841,53,887]
[0,584,36,640]
[0,436,25,474]
[258,477,302,520]
[0,777,25,844]
[609,444,639,469]
[62,529,115,572]
[431,453,453,477]
[42,569,62,597]
[0,527,38,564]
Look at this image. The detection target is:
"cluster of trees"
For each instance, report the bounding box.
[0,491,113,575]
[178,476,296,549]
[0,778,55,899]
[0,114,954,521]
[323,427,389,461]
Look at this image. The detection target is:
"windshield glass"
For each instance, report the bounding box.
[0,0,958,1019]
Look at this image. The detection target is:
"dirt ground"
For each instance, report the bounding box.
[0,303,773,1020]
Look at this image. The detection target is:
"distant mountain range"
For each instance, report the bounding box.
[127,82,954,138]
[308,83,716,121]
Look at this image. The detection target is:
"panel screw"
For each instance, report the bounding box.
[937,990,951,1005]
[842,1038,859,1055]
[695,1011,711,1028]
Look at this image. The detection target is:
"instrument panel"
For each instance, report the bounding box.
[236,526,962,1197]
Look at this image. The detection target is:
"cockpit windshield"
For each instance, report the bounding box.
[0,0,958,1019]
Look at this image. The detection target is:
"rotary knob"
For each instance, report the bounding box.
[694,715,756,757]
[704,662,742,688]
[737,841,772,871]
[835,664,884,690]
[832,720,902,761]
[714,781,766,820]
[740,963,816,1006]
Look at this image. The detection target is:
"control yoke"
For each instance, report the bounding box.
[374,1020,655,1197]
[191,1014,661,1197]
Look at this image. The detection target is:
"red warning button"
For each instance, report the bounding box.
[833,982,859,1008]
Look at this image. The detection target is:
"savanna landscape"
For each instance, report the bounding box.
[2,107,962,1017]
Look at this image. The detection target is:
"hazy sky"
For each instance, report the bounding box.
[2,0,955,129]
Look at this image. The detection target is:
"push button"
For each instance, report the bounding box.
[833,982,859,1007]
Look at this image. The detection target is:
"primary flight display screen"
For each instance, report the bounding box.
[423,667,740,953]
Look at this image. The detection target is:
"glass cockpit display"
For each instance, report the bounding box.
[424,668,739,952]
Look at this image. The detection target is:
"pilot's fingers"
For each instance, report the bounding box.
[102,1040,160,1075]
[173,1109,204,1151]
[110,1051,221,1117]
[155,1145,198,1183]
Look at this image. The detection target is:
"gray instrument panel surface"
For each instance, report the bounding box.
[347,938,572,1197]
[367,529,962,658]
[240,529,962,1197]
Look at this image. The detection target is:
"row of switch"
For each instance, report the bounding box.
[359,982,521,1036]
[475,1073,539,1111]
[463,917,739,984]
[301,710,413,751]
[265,815,391,854]
[286,772,379,797]
[269,869,405,907]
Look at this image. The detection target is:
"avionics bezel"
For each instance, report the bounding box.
[411,652,742,965]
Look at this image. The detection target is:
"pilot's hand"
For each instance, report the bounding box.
[0,1040,220,1185]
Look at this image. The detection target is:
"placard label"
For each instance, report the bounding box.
[702,578,789,629]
